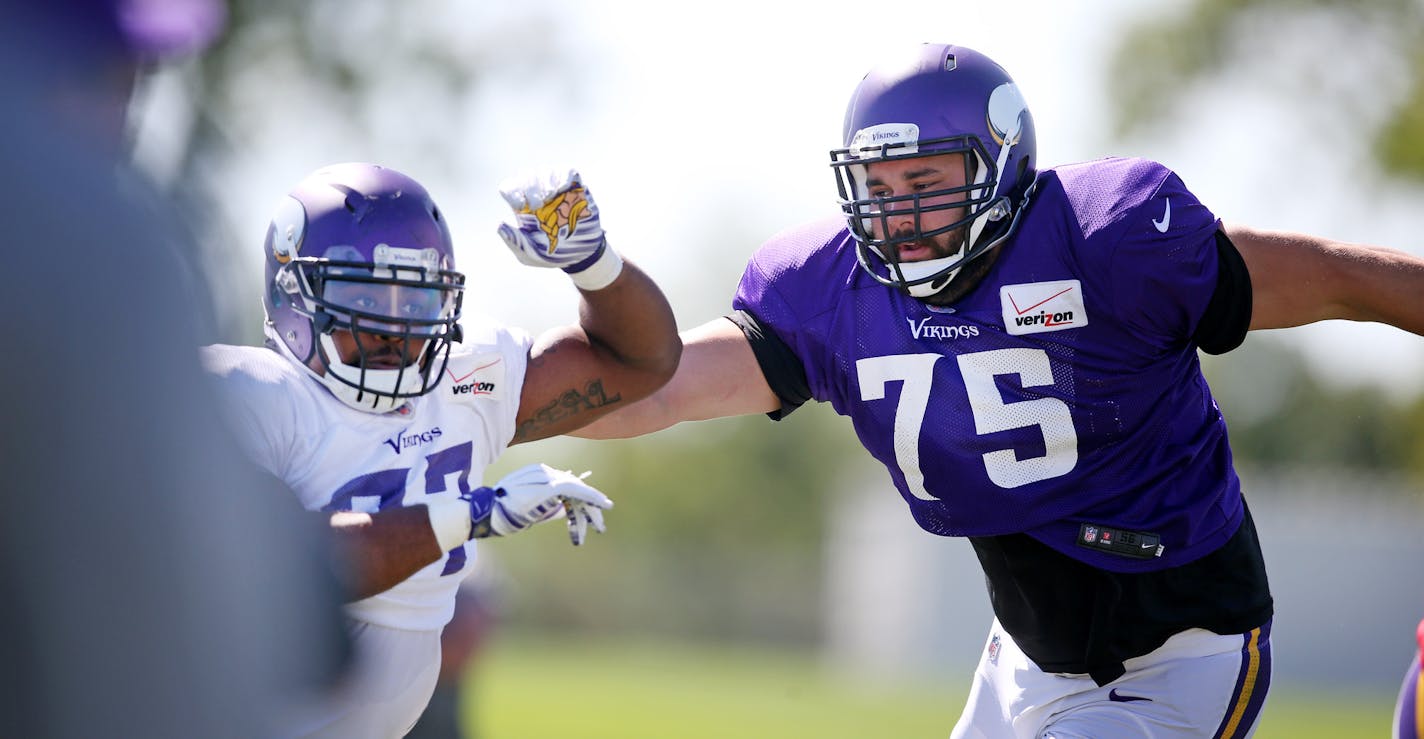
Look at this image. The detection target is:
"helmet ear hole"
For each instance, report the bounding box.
[1015,157,1032,192]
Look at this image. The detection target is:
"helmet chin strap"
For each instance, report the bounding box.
[893,244,966,298]
[314,333,426,413]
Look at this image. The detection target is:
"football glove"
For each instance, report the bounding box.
[496,168,624,290]
[462,463,612,546]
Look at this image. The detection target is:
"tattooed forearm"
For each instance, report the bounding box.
[512,379,622,443]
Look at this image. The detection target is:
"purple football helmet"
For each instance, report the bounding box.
[831,43,1037,299]
[263,163,465,413]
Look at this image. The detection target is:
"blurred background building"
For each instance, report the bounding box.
[825,467,1424,692]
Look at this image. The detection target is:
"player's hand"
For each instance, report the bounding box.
[463,462,613,545]
[497,168,608,271]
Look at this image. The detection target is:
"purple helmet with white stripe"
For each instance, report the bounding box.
[831,43,1037,299]
[263,163,465,413]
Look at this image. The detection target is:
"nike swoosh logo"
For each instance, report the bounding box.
[1108,688,1152,703]
[1152,198,1171,233]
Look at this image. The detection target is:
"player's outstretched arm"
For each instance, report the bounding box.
[1227,224,1424,334]
[496,169,681,444]
[332,464,613,599]
[573,317,783,439]
[330,506,444,601]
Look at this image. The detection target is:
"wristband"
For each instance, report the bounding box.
[426,498,473,551]
[566,245,624,291]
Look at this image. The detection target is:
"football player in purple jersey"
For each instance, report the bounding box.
[577,43,1424,737]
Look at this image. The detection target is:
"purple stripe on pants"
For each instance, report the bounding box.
[1213,619,1272,739]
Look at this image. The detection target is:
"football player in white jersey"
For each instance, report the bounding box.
[201,162,680,738]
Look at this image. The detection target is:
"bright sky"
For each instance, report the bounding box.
[163,0,1424,391]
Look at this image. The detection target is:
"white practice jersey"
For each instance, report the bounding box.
[201,317,531,632]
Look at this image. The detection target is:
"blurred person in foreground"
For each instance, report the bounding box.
[200,162,679,737]
[576,43,1424,738]
[0,1,354,737]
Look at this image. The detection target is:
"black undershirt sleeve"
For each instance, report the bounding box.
[725,310,812,421]
[1193,230,1253,355]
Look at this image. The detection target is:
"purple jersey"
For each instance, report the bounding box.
[734,157,1237,573]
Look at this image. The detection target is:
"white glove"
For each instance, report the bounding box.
[495,168,624,290]
[462,463,612,546]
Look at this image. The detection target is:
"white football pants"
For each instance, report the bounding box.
[279,619,443,739]
[952,618,1271,739]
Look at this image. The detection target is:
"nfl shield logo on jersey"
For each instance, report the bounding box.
[987,633,1002,665]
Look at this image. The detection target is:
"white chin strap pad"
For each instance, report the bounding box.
[316,333,424,413]
[907,271,957,298]
[880,243,965,298]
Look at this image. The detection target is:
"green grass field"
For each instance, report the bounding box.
[465,637,1398,738]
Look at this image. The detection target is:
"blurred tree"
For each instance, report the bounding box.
[1202,337,1424,495]
[128,0,579,343]
[1109,0,1424,182]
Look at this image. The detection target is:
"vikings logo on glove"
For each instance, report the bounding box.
[524,185,592,253]
[497,168,623,290]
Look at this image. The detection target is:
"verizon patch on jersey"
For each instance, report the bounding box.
[1077,523,1164,560]
[443,356,502,401]
[1000,279,1088,335]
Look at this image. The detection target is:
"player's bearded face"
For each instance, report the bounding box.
[863,152,971,264]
